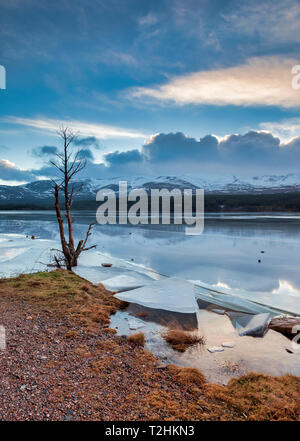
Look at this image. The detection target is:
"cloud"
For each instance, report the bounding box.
[102,50,137,66]
[222,0,300,44]
[105,149,143,166]
[0,159,37,182]
[32,145,59,157]
[260,118,300,143]
[130,57,300,108]
[4,116,148,140]
[4,128,300,185]
[143,132,219,162]
[219,131,281,162]
[73,136,100,149]
[77,148,94,161]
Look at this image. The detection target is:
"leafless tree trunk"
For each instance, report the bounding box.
[51,127,96,270]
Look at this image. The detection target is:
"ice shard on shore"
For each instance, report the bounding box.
[115,277,198,314]
[226,312,272,337]
[194,285,282,316]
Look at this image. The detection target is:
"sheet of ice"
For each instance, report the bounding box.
[0,247,27,263]
[0,233,58,278]
[226,312,272,337]
[74,264,156,292]
[102,274,154,292]
[193,280,300,317]
[94,251,165,281]
[194,285,286,316]
[82,252,299,317]
[115,277,198,313]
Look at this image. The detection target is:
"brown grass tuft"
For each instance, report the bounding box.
[205,372,300,420]
[168,365,205,387]
[163,329,205,352]
[127,332,146,346]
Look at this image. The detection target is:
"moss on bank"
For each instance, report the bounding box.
[0,269,299,421]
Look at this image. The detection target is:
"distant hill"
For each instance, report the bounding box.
[1,173,300,211]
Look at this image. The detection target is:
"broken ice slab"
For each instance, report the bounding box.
[102,274,155,292]
[74,265,155,292]
[115,277,199,314]
[207,347,224,353]
[194,281,300,317]
[226,312,272,337]
[194,284,280,316]
[95,251,165,282]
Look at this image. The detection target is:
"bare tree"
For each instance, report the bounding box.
[51,127,95,270]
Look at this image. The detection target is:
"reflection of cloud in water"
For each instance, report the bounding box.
[212,281,231,290]
[272,280,300,297]
[0,247,27,263]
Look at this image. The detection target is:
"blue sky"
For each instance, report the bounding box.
[0,0,300,184]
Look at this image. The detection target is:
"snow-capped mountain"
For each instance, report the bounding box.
[0,173,300,208]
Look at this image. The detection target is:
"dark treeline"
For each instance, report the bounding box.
[1,192,300,212]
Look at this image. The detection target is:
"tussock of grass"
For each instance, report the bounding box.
[168,365,205,387]
[163,329,205,352]
[205,373,300,420]
[127,332,145,346]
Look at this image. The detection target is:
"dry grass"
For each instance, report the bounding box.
[163,329,205,352]
[127,332,146,346]
[204,372,300,420]
[168,365,205,387]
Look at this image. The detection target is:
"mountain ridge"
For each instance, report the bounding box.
[1,173,300,210]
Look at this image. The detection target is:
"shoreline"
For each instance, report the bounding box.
[0,269,299,421]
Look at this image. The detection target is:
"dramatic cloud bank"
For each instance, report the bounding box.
[130,57,300,108]
[3,129,300,184]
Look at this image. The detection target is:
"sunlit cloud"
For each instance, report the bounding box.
[3,116,148,140]
[272,280,300,297]
[130,57,300,108]
[260,118,300,143]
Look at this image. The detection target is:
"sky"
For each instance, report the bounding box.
[0,0,300,184]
